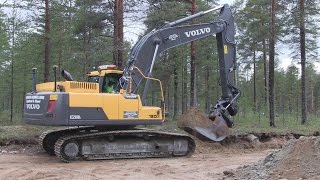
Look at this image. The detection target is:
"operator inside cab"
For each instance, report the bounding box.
[103,75,120,93]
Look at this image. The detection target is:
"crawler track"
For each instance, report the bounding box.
[39,127,96,155]
[40,127,195,162]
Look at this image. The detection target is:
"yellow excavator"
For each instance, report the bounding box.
[24,4,240,162]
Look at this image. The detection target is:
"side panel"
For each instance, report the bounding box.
[68,93,163,125]
[69,93,104,107]
[118,94,139,120]
[69,93,108,123]
[24,92,163,126]
[24,92,69,125]
[139,106,163,120]
[102,94,119,120]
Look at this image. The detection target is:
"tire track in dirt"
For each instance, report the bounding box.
[0,132,292,180]
[0,150,271,180]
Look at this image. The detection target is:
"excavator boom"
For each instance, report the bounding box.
[121,4,240,141]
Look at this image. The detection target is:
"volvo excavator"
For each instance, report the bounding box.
[23,4,240,162]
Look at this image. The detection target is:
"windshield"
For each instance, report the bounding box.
[87,76,99,83]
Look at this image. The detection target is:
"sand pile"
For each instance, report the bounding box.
[229,136,320,180]
[177,108,212,129]
[177,108,230,140]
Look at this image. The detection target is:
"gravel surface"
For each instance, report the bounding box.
[225,136,320,180]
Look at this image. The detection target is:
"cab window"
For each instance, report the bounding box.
[87,76,99,83]
[102,73,122,93]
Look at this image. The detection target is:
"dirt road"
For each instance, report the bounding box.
[0,148,271,180]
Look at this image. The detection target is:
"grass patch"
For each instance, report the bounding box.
[234,112,320,135]
[1,111,319,146]
[0,125,49,145]
[0,110,26,126]
[162,110,320,136]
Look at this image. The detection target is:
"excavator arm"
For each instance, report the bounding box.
[121,4,240,141]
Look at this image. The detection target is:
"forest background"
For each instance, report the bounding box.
[0,0,319,133]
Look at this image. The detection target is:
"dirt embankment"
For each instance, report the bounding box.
[224,136,320,180]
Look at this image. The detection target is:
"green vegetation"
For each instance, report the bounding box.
[234,111,320,135]
[0,113,319,146]
[0,125,49,145]
[160,110,320,135]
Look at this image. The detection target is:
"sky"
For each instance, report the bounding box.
[1,0,318,72]
[221,0,235,5]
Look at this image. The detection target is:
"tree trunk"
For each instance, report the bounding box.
[44,0,50,82]
[263,39,268,106]
[205,67,210,112]
[182,60,187,114]
[167,82,170,116]
[10,19,15,122]
[300,0,307,124]
[253,48,257,113]
[310,84,314,113]
[113,0,118,66]
[83,28,92,77]
[173,63,178,119]
[190,0,197,107]
[117,0,123,68]
[269,0,276,127]
[113,0,123,69]
[57,20,63,81]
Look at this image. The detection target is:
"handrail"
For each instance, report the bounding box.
[133,66,164,103]
[133,66,165,120]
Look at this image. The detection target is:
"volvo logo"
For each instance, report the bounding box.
[70,115,82,120]
[185,27,211,37]
[26,104,40,110]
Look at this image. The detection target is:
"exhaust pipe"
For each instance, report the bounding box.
[32,68,37,93]
[61,70,74,81]
[53,65,58,92]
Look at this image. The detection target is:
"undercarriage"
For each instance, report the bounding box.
[40,127,195,163]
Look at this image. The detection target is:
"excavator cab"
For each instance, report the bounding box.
[102,74,122,93]
[86,65,123,93]
[87,72,99,83]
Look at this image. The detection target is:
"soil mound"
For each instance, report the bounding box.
[177,108,229,140]
[230,136,320,180]
[177,108,211,129]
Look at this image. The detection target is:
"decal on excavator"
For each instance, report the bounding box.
[25,95,45,110]
[123,111,138,118]
[168,34,179,41]
[26,95,45,100]
[26,104,40,110]
[70,115,82,120]
[184,27,211,37]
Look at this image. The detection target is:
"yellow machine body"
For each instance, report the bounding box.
[26,67,164,126]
